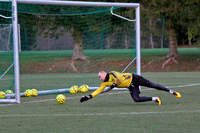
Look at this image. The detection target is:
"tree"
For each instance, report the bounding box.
[138,0,200,68]
[179,0,200,46]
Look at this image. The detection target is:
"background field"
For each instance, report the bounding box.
[0,72,200,133]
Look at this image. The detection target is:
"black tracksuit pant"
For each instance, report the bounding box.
[128,74,170,102]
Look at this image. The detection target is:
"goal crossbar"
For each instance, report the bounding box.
[1,0,139,7]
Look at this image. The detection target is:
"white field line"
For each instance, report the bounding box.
[0,82,200,107]
[168,83,200,88]
[0,110,200,118]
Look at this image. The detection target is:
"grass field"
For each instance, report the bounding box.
[0,72,200,133]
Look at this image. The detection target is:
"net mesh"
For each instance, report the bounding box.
[0,24,12,51]
[0,2,137,93]
[0,2,136,50]
[0,2,167,49]
[0,24,14,95]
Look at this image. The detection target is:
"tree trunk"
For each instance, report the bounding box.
[150,33,154,48]
[188,39,192,46]
[105,34,112,49]
[70,42,88,72]
[70,30,87,72]
[149,19,154,48]
[71,30,87,60]
[124,33,129,48]
[188,28,192,46]
[168,29,178,58]
[162,28,178,68]
[72,42,87,60]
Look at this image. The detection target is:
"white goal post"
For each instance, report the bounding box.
[0,0,141,103]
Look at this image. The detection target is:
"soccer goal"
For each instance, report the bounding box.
[0,0,20,103]
[0,0,141,102]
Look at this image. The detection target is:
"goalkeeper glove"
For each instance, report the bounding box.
[80,95,92,103]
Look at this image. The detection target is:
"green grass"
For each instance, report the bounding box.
[0,72,200,133]
[18,48,200,56]
[0,48,199,58]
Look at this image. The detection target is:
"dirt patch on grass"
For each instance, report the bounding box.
[21,54,200,74]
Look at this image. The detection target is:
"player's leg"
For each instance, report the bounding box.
[128,84,161,105]
[132,74,181,98]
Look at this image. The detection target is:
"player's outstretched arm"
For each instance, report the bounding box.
[101,83,117,94]
[80,83,107,103]
[80,81,115,103]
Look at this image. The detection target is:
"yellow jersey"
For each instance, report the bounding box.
[91,71,132,98]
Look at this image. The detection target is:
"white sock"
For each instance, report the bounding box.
[152,97,157,101]
[169,90,174,94]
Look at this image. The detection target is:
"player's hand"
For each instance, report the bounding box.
[80,95,92,103]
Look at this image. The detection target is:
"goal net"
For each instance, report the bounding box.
[0,0,21,103]
[0,0,140,102]
[0,24,16,102]
[0,24,12,51]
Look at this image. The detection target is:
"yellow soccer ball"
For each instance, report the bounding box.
[79,84,89,93]
[25,89,32,97]
[69,85,79,94]
[5,90,13,94]
[56,94,66,104]
[0,91,6,99]
[31,89,38,96]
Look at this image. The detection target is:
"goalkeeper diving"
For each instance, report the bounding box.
[80,71,181,105]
